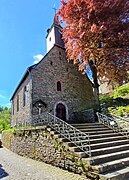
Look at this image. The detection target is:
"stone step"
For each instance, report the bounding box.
[75,127,110,132]
[61,137,129,151]
[89,132,120,139]
[93,157,129,174]
[99,166,129,180]
[68,122,129,179]
[68,141,129,156]
[53,127,110,135]
[51,129,117,140]
[65,140,90,148]
[90,139,129,150]
[59,133,89,139]
[84,149,129,165]
[73,151,87,158]
[71,123,101,126]
[71,124,106,129]
[91,143,129,156]
[90,136,126,144]
[81,129,115,135]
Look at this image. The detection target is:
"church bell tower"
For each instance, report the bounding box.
[46,16,64,52]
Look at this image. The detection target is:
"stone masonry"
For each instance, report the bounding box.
[31,45,95,121]
[11,75,32,127]
[2,128,91,178]
[11,45,95,126]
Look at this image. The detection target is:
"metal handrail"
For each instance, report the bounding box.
[97,112,129,137]
[32,112,91,157]
[111,114,129,122]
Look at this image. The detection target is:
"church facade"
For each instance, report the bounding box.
[10,18,95,127]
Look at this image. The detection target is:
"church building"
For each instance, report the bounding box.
[10,18,95,127]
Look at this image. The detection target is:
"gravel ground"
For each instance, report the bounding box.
[0,147,89,180]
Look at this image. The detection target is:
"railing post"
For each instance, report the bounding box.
[88,134,91,157]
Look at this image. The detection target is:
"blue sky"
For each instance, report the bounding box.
[0,0,60,107]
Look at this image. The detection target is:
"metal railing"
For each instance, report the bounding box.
[97,112,129,137]
[16,121,32,128]
[32,112,91,157]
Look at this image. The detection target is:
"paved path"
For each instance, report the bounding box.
[0,148,89,180]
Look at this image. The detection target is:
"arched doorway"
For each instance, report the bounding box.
[56,103,66,121]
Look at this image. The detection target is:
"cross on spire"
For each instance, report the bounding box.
[52,4,58,15]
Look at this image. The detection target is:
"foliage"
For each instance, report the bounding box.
[0,105,11,132]
[116,106,129,117]
[58,0,129,85]
[99,95,113,104]
[100,83,129,117]
[106,106,129,117]
[2,128,16,133]
[112,83,129,98]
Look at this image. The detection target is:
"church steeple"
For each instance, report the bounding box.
[46,16,64,52]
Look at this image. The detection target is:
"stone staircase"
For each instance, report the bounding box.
[34,112,129,179]
[59,122,129,180]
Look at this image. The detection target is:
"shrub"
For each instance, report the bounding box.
[113,83,129,98]
[99,95,112,104]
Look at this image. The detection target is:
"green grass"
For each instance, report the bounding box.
[100,83,129,117]
[2,127,16,133]
[112,83,129,98]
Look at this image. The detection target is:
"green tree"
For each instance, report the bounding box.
[0,106,11,132]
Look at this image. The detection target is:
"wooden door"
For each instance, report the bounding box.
[56,103,66,121]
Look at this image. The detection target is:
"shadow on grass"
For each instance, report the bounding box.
[101,97,129,107]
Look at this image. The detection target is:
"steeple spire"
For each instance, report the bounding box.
[46,13,64,52]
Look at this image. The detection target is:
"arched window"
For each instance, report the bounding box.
[23,86,27,107]
[57,81,61,91]
[17,95,19,112]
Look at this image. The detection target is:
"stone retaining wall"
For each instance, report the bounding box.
[2,127,92,178]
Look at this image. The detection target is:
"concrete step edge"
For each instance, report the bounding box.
[77,128,110,131]
[93,157,129,174]
[72,123,104,125]
[89,133,120,139]
[72,125,106,129]
[91,143,129,154]
[90,136,126,144]
[99,166,129,180]
[84,130,115,135]
[89,149,129,165]
[90,139,129,149]
[68,143,129,155]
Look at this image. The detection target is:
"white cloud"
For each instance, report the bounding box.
[0,94,5,98]
[6,102,11,107]
[33,54,43,64]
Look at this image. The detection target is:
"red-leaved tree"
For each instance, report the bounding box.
[57,0,129,93]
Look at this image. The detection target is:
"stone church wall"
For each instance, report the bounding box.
[11,75,32,127]
[11,45,95,126]
[31,45,95,122]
